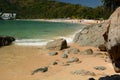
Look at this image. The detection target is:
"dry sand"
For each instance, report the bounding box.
[0,43,118,80]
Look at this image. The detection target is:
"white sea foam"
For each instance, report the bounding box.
[15,36,73,46]
[14,28,83,46]
[15,39,51,46]
[56,29,83,43]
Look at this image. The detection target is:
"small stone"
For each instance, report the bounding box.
[67,57,79,63]
[71,69,96,76]
[82,49,93,55]
[51,61,58,65]
[61,53,68,58]
[93,52,103,57]
[63,50,69,54]
[69,48,80,54]
[31,67,48,75]
[48,52,58,56]
[94,66,106,70]
[62,63,70,66]
[104,56,111,63]
[86,71,96,76]
[98,44,107,51]
[88,78,95,80]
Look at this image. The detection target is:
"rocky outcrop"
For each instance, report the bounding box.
[46,38,67,50]
[103,7,120,73]
[73,7,120,73]
[0,36,15,46]
[73,23,108,47]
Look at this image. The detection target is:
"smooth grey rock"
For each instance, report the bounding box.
[61,53,68,58]
[61,63,70,66]
[48,52,58,56]
[82,49,93,55]
[63,48,80,54]
[67,57,79,63]
[31,67,48,75]
[69,48,80,54]
[94,66,106,70]
[85,49,93,54]
[46,38,67,50]
[63,49,70,54]
[71,69,96,76]
[73,23,108,47]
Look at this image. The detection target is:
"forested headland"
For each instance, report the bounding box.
[0,0,119,19]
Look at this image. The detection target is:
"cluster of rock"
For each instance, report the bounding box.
[73,7,120,73]
[0,36,15,46]
[32,38,108,77]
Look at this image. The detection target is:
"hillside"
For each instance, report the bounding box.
[0,0,105,19]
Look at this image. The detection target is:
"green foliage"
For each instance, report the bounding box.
[101,0,120,18]
[0,0,106,19]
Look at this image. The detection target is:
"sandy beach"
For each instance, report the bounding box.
[0,43,118,80]
[1,0,120,79]
[17,19,102,25]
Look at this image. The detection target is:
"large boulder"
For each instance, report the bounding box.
[46,38,67,50]
[0,36,15,46]
[103,7,120,73]
[73,23,108,47]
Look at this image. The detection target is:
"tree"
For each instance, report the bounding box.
[101,0,120,18]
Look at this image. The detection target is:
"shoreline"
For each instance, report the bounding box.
[13,19,86,46]
[16,18,102,25]
[14,26,84,46]
[14,31,79,46]
[14,18,98,46]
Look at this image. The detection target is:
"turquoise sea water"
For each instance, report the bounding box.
[0,20,84,46]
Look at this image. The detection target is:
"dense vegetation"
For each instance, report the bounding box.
[101,0,120,18]
[0,0,114,19]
